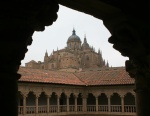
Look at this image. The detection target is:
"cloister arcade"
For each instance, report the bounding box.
[18,83,136,116]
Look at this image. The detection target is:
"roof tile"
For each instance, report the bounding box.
[18,67,135,86]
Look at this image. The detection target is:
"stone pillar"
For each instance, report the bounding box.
[22,93,28,115]
[107,95,111,112]
[93,93,99,112]
[95,96,99,112]
[121,95,124,112]
[46,95,51,113]
[74,95,78,112]
[0,1,59,116]
[35,93,40,114]
[57,95,60,113]
[66,95,70,112]
[82,94,87,112]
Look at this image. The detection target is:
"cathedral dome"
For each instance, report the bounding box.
[67,29,81,43]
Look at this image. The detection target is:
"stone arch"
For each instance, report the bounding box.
[69,93,75,105]
[50,92,57,105]
[38,92,47,106]
[87,93,96,105]
[98,93,108,112]
[124,92,136,112]
[111,93,121,105]
[98,93,108,105]
[124,92,135,105]
[26,92,35,106]
[60,92,67,105]
[77,93,82,105]
[110,93,121,112]
[59,92,67,112]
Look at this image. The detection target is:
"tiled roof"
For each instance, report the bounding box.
[18,67,85,85]
[74,68,134,85]
[18,67,135,86]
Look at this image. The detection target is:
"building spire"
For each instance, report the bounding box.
[72,28,76,35]
[45,50,48,57]
[84,34,87,43]
[106,60,109,67]
[98,49,100,54]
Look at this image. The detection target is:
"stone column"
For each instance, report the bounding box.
[95,96,99,112]
[107,95,111,112]
[93,93,99,112]
[22,93,28,115]
[0,1,59,116]
[46,95,51,113]
[121,95,124,112]
[82,94,87,112]
[57,95,60,113]
[35,93,40,114]
[74,95,78,112]
[66,95,70,112]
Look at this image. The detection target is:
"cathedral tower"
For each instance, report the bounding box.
[82,35,90,50]
[44,50,49,69]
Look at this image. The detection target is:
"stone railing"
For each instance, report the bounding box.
[87,105,96,112]
[77,105,83,111]
[69,105,75,111]
[111,105,122,112]
[18,105,136,115]
[50,105,58,113]
[124,105,136,112]
[26,106,36,114]
[38,105,47,113]
[98,105,108,112]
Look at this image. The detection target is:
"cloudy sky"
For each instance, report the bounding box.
[21,5,128,67]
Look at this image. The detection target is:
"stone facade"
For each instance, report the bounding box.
[25,29,108,72]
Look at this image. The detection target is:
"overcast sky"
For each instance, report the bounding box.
[21,5,128,67]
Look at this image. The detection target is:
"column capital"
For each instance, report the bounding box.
[44,91,52,98]
[105,92,112,98]
[65,93,71,98]
[56,93,61,98]
[34,92,41,98]
[73,93,79,98]
[93,92,100,98]
[21,92,29,98]
[81,94,88,99]
[46,95,51,98]
[120,95,124,98]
